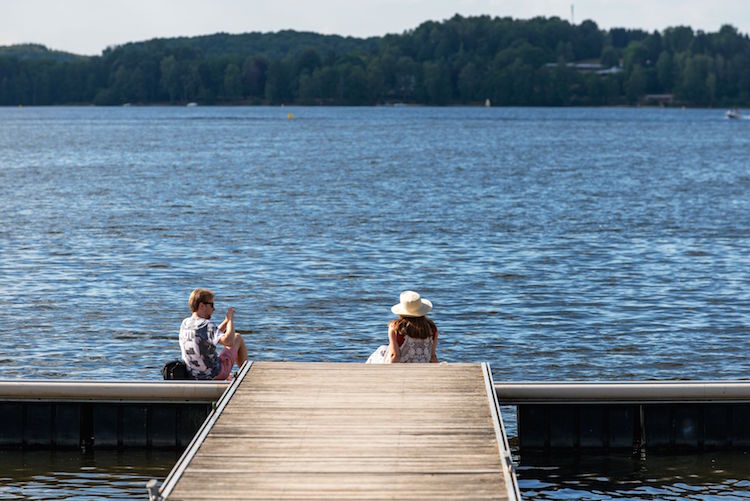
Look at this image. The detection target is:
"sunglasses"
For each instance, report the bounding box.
[204,302,214,308]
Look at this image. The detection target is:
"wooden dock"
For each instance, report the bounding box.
[157,362,519,500]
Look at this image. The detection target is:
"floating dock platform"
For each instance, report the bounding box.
[157,361,520,500]
[5,367,750,500]
[4,376,750,455]
[0,380,224,449]
[497,381,750,452]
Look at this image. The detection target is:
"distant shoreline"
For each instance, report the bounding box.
[1,103,741,110]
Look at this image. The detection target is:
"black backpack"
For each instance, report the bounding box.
[161,359,194,380]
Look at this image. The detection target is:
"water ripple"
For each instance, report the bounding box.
[1,106,749,498]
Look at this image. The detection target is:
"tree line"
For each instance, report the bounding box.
[1,15,749,106]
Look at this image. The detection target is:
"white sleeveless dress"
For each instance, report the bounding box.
[366,335,434,364]
[398,335,434,363]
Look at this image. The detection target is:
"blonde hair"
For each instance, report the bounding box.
[188,288,214,312]
[388,316,436,340]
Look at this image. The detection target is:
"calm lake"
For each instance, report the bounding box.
[1,106,748,498]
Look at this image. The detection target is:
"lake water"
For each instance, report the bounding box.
[1,106,748,498]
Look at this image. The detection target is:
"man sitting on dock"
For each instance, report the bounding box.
[179,288,248,380]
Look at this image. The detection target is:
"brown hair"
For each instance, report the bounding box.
[388,316,436,340]
[188,288,214,312]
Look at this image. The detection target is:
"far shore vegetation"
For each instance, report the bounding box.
[1,15,748,107]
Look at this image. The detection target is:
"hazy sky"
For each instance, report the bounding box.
[1,0,747,55]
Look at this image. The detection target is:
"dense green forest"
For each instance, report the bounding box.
[1,15,749,106]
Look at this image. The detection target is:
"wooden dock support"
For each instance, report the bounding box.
[159,362,520,500]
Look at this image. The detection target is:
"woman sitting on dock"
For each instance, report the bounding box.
[367,291,438,363]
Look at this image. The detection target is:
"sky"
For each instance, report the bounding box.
[1,0,748,56]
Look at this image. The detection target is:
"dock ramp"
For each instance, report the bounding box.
[158,361,519,500]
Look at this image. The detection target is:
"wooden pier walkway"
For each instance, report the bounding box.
[158,361,519,500]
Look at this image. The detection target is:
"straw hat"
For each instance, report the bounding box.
[391,291,432,317]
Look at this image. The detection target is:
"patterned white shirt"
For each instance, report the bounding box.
[179,316,222,379]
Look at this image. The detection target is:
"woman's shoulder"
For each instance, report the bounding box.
[388,322,405,345]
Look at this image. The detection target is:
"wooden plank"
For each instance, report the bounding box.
[163,362,516,500]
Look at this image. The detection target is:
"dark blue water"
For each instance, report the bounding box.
[0,450,178,499]
[517,451,750,499]
[1,106,749,498]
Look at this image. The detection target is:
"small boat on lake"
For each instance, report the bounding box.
[726,108,742,119]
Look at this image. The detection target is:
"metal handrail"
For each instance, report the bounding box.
[494,380,750,404]
[4,379,750,405]
[0,380,229,402]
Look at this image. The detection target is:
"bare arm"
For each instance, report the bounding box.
[430,327,439,363]
[218,307,236,346]
[387,326,400,363]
